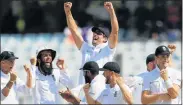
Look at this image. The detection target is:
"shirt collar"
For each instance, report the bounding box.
[1,70,10,78]
[91,75,105,85]
[92,42,107,49]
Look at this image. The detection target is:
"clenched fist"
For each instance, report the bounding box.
[30,57,37,66]
[56,58,66,70]
[168,44,176,54]
[64,2,72,13]
[83,83,90,93]
[160,69,168,81]
[24,64,31,74]
[104,2,114,12]
[10,72,17,82]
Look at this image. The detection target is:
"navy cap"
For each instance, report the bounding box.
[0,51,18,61]
[146,54,155,65]
[92,26,110,38]
[100,62,120,74]
[155,45,170,56]
[80,61,99,72]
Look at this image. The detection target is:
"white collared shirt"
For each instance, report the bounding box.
[79,42,116,85]
[1,70,30,104]
[142,66,181,104]
[96,84,131,104]
[125,75,143,104]
[70,75,106,104]
[31,66,73,104]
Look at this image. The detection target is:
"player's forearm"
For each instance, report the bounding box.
[118,84,133,104]
[65,10,83,49]
[26,73,32,88]
[109,9,119,35]
[2,81,14,97]
[85,92,100,104]
[141,93,160,104]
[65,11,78,32]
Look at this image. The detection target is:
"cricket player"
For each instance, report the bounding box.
[29,46,73,104]
[59,61,106,104]
[141,45,181,104]
[126,44,178,104]
[64,1,119,85]
[1,51,32,104]
[83,62,133,104]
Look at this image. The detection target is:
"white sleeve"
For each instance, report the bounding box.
[80,41,90,53]
[15,77,31,95]
[172,70,181,87]
[59,69,74,89]
[106,43,116,53]
[30,65,37,88]
[142,76,151,91]
[88,81,105,100]
[96,90,105,103]
[1,80,7,100]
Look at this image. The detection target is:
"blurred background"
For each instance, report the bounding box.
[0,0,182,104]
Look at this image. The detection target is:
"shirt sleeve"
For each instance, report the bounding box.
[15,77,31,95]
[79,41,90,53]
[96,90,105,103]
[1,80,7,101]
[59,68,74,89]
[142,75,151,91]
[172,70,181,87]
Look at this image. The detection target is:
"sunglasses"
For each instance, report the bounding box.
[95,30,104,35]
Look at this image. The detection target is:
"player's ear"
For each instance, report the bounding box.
[103,36,108,43]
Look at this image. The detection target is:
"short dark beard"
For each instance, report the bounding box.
[38,61,53,76]
[85,75,91,84]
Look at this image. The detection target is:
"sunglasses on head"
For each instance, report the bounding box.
[95,30,104,35]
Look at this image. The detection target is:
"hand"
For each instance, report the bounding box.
[24,64,31,74]
[56,58,66,70]
[104,2,114,13]
[59,89,80,104]
[160,69,168,81]
[30,57,37,65]
[110,72,118,87]
[10,72,17,82]
[83,83,90,94]
[116,75,125,86]
[64,2,72,13]
[168,44,176,54]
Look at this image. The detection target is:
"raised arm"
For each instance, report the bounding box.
[104,2,119,49]
[83,83,102,104]
[116,76,133,104]
[64,2,84,49]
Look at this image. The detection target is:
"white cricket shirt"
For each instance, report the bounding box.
[142,66,181,104]
[1,70,30,104]
[79,42,116,85]
[31,66,73,104]
[97,84,131,104]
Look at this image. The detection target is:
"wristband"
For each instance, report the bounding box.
[165,79,173,89]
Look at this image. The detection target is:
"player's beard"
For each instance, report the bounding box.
[38,61,53,76]
[85,75,92,84]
